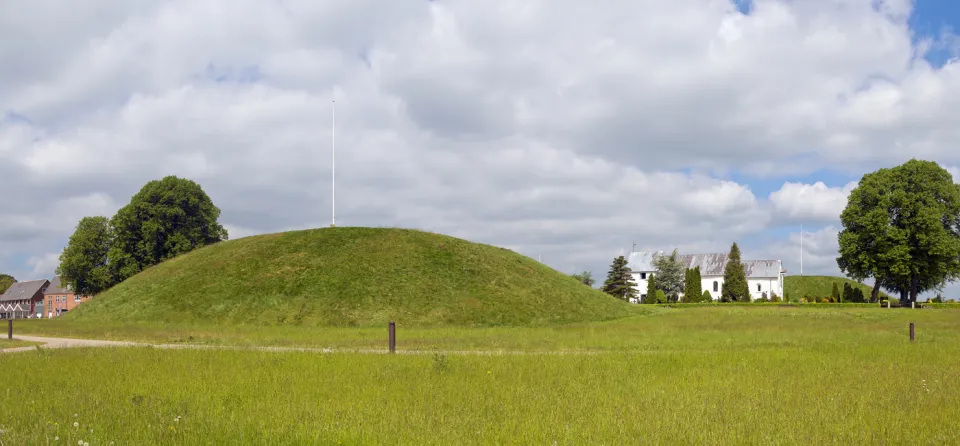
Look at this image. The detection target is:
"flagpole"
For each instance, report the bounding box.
[800,220,803,276]
[331,100,336,228]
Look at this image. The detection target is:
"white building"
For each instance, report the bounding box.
[626,251,785,302]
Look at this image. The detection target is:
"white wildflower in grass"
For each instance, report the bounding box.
[73,422,79,428]
[78,441,83,445]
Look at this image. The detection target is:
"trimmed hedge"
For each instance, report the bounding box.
[922,303,960,309]
[653,302,924,308]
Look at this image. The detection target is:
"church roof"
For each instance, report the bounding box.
[627,252,782,278]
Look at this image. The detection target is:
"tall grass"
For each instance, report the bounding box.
[2,308,960,443]
[0,339,40,349]
[0,337,957,444]
[16,306,960,352]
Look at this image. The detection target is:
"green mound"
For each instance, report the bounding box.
[66,227,634,327]
[784,275,891,301]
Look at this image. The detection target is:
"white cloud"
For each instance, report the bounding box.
[2,0,960,293]
[27,253,61,279]
[769,181,858,222]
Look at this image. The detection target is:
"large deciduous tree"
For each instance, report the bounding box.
[601,256,638,302]
[0,274,15,294]
[109,176,229,281]
[721,242,750,302]
[653,249,685,302]
[837,159,960,305]
[56,216,115,295]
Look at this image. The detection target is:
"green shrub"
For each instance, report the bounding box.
[655,290,667,304]
[702,290,712,301]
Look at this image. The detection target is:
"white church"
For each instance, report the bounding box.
[626,251,785,302]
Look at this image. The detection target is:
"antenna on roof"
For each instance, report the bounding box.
[632,240,636,253]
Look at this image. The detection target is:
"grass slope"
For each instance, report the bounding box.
[784,275,891,300]
[66,227,633,327]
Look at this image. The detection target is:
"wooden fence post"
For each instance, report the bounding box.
[388,321,396,353]
[7,319,11,340]
[910,322,915,342]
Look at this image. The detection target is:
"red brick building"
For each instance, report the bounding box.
[43,275,92,318]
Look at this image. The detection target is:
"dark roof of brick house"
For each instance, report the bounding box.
[44,275,72,295]
[0,279,50,302]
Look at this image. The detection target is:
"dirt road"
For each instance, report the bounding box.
[1,335,600,355]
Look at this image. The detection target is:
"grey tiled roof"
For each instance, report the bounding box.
[44,275,71,295]
[626,251,663,273]
[0,279,49,302]
[628,252,782,278]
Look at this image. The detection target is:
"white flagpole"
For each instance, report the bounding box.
[800,220,803,276]
[331,100,336,228]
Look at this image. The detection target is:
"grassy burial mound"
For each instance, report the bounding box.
[784,275,891,301]
[66,227,634,327]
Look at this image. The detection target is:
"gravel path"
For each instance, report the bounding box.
[1,335,602,356]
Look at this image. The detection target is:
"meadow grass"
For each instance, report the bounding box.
[15,306,960,352]
[4,307,959,444]
[0,338,40,349]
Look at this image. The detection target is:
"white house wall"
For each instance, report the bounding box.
[697,276,783,301]
[630,273,784,302]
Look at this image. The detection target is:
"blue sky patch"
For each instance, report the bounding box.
[910,0,960,67]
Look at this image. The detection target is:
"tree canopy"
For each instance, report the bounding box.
[601,256,638,302]
[684,266,702,302]
[644,271,658,304]
[652,249,685,302]
[721,242,750,302]
[571,270,595,287]
[109,176,229,282]
[0,274,15,294]
[56,216,115,296]
[837,159,960,304]
[57,176,228,294]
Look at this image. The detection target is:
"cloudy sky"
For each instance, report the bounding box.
[3,0,960,297]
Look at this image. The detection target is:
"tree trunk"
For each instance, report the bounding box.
[909,274,919,306]
[871,278,882,303]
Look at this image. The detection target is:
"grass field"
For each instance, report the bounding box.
[0,338,40,349]
[2,307,960,444]
[784,275,892,301]
[66,227,633,327]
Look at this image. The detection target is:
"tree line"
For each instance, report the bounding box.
[0,273,15,294]
[56,176,228,296]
